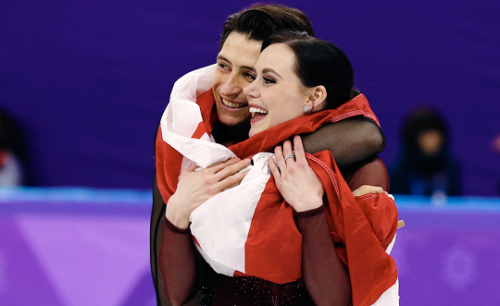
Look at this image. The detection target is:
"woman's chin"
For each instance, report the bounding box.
[248,127,261,138]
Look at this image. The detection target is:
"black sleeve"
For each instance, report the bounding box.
[296,207,352,306]
[302,117,385,169]
[151,172,172,306]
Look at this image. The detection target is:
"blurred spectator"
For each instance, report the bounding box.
[0,109,26,186]
[389,107,461,196]
[493,134,500,153]
[493,134,500,195]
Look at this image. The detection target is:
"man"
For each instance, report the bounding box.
[152,4,388,305]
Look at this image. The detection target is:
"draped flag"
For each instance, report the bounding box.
[156,65,399,305]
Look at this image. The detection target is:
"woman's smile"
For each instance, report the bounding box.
[249,105,268,122]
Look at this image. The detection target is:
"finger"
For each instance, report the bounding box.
[183,163,199,173]
[274,145,287,171]
[207,157,240,174]
[268,156,281,180]
[366,186,385,194]
[293,135,306,162]
[353,185,385,196]
[282,140,294,163]
[213,158,251,182]
[215,169,250,191]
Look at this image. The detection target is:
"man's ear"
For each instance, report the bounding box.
[308,85,327,112]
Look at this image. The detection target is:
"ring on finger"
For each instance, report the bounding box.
[284,154,295,163]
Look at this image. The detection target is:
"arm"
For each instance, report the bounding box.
[302,117,385,169]
[151,174,172,306]
[344,156,390,192]
[151,123,172,305]
[296,207,351,306]
[157,158,250,305]
[269,136,351,306]
[159,206,199,305]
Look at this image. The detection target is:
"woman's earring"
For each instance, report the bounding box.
[303,105,309,113]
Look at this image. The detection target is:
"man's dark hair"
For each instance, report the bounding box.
[219,4,315,50]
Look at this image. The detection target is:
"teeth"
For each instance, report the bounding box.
[249,107,268,114]
[222,98,246,108]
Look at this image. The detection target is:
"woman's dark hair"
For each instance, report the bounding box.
[262,31,358,109]
[219,4,315,50]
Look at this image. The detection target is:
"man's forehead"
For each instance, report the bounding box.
[221,31,263,48]
[217,32,262,69]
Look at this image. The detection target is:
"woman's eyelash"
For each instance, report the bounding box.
[263,76,276,84]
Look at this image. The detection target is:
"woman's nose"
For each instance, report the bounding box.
[243,78,258,98]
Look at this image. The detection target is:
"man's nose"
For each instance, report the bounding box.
[220,73,242,96]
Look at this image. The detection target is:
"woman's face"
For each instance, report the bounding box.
[243,43,310,137]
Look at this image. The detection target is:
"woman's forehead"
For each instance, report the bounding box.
[256,44,296,74]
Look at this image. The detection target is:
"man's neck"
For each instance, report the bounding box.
[212,120,250,147]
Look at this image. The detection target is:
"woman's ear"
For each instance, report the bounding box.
[308,86,327,112]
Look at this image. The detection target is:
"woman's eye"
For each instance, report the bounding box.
[263,76,276,84]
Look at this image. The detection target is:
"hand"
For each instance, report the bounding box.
[352,185,387,197]
[268,135,324,212]
[166,158,251,229]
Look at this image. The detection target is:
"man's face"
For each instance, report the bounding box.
[213,31,262,126]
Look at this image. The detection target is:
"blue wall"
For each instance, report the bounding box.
[1,0,499,194]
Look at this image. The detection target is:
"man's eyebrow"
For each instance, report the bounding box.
[262,68,282,79]
[217,55,231,64]
[242,65,256,71]
[217,55,255,71]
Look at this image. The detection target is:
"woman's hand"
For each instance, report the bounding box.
[352,185,387,197]
[269,135,324,212]
[166,158,251,229]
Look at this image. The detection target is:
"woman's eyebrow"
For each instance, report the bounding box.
[262,68,282,79]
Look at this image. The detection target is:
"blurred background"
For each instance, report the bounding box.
[0,0,499,305]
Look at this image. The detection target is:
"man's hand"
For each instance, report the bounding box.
[166,158,251,229]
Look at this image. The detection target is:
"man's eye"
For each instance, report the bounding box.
[218,63,229,70]
[243,72,256,81]
[263,76,276,84]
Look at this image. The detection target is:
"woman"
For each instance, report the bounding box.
[158,32,398,306]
